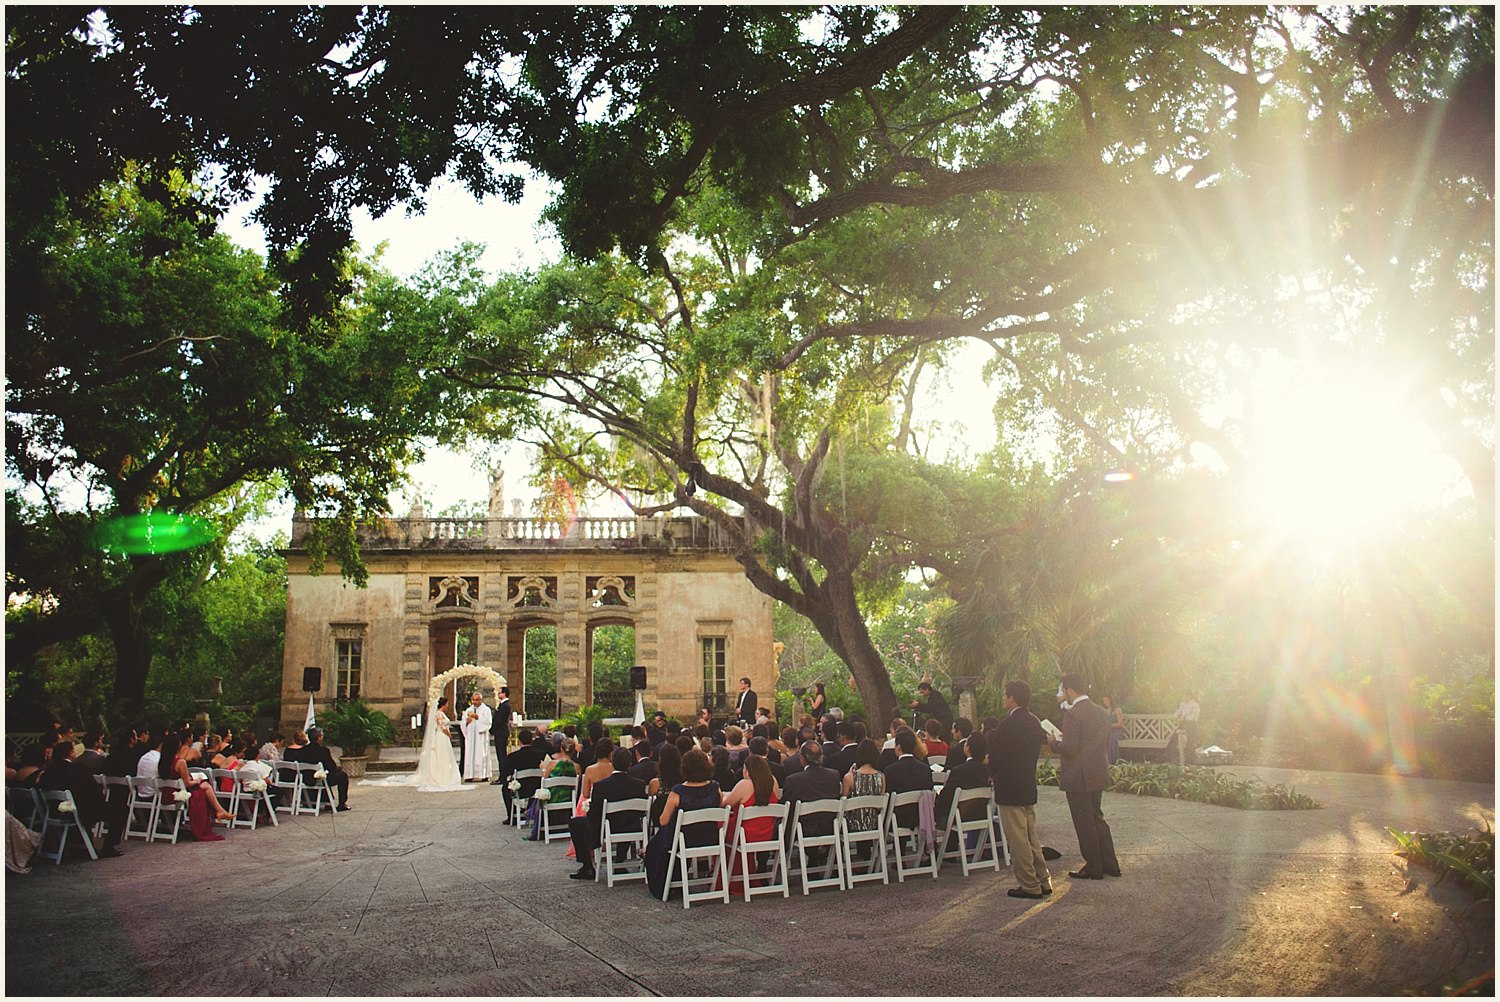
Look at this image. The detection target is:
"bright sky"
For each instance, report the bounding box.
[223,180,1003,537]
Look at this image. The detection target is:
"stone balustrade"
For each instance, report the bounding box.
[288,513,737,551]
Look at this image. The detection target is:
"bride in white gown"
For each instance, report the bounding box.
[413,695,470,791]
[363,694,474,792]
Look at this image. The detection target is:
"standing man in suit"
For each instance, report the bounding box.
[568,748,648,880]
[734,677,757,726]
[990,679,1053,899]
[490,687,513,786]
[1048,673,1120,880]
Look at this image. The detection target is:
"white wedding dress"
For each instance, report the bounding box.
[360,701,474,793]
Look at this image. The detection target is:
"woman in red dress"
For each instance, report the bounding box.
[720,754,781,895]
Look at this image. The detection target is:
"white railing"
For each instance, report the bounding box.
[291,514,737,551]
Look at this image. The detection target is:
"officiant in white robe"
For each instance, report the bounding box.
[459,691,493,781]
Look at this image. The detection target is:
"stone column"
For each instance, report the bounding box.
[556,617,588,711]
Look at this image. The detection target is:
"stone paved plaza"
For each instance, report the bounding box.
[5,764,1493,996]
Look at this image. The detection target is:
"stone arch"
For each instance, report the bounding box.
[586,614,636,713]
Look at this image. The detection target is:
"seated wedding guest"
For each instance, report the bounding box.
[39,740,127,857]
[579,737,614,803]
[628,740,657,785]
[842,738,887,855]
[674,733,697,757]
[237,743,274,792]
[10,743,47,787]
[721,753,780,894]
[202,734,232,771]
[724,726,749,773]
[754,706,773,731]
[134,731,167,780]
[76,732,108,774]
[500,729,547,822]
[576,722,606,770]
[294,728,351,812]
[568,748,648,881]
[647,744,685,831]
[781,741,840,844]
[644,749,722,899]
[101,728,142,779]
[697,736,714,756]
[259,733,284,763]
[923,720,950,758]
[819,717,839,761]
[542,736,580,781]
[710,745,736,790]
[948,717,975,769]
[883,729,931,828]
[935,731,991,827]
[159,735,233,839]
[749,736,786,785]
[828,721,865,777]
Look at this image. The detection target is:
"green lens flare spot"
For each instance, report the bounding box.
[91,513,218,555]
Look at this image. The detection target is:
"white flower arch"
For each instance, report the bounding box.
[429,663,508,705]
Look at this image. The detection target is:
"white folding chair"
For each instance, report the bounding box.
[7,786,43,832]
[234,769,279,828]
[211,769,243,824]
[124,777,157,842]
[927,755,947,770]
[37,790,98,863]
[788,798,847,894]
[662,806,730,908]
[508,768,544,827]
[270,762,302,815]
[596,797,650,887]
[939,786,1001,876]
[990,800,1011,866]
[727,802,790,901]
[931,769,950,787]
[152,779,187,843]
[289,762,329,816]
[838,794,890,887]
[886,790,939,881]
[539,776,578,843]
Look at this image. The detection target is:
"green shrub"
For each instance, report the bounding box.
[1034,761,1322,810]
[551,703,612,733]
[1388,827,1495,904]
[319,698,397,756]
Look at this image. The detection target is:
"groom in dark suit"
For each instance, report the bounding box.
[1048,672,1120,880]
[490,687,513,785]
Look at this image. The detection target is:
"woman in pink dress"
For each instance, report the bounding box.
[720,754,780,895]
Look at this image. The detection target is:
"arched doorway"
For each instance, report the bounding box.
[509,617,558,719]
[587,617,636,717]
[428,616,478,708]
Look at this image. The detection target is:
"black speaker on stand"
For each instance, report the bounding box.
[630,666,647,690]
[302,666,322,692]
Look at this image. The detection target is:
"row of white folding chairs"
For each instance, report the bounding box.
[655,786,1010,909]
[267,762,336,817]
[507,769,580,842]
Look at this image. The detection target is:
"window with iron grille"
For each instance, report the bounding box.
[336,639,363,699]
[701,636,727,701]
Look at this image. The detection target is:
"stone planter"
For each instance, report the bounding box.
[341,755,368,779]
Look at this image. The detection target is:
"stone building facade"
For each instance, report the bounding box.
[280,506,775,733]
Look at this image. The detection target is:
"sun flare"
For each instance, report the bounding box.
[1240,355,1462,545]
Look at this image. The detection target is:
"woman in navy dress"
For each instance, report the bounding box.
[645,749,722,900]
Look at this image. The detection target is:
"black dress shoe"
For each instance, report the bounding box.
[99,846,124,858]
[1041,885,1054,895]
[1007,887,1045,899]
[568,868,596,881]
[1068,869,1103,880]
[337,804,352,812]
[491,779,505,785]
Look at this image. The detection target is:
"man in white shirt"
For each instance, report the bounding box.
[1174,690,1201,765]
[135,733,163,779]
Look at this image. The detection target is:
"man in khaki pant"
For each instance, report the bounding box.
[988,680,1053,898]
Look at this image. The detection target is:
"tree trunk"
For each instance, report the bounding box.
[819,562,899,731]
[100,561,159,725]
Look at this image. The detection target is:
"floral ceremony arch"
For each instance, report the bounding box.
[428,663,508,706]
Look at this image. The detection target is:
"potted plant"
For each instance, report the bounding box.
[320,698,397,779]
